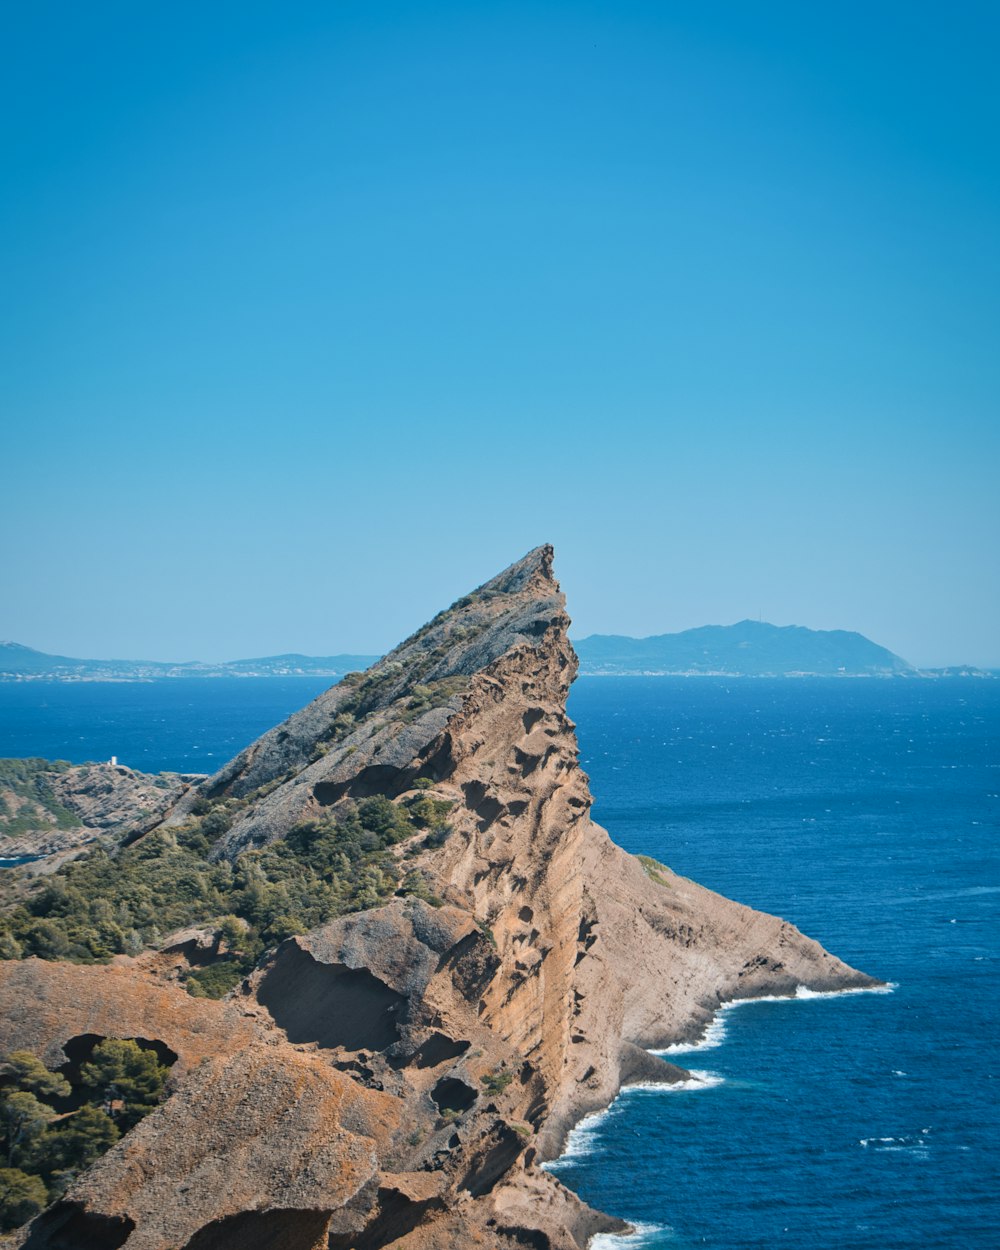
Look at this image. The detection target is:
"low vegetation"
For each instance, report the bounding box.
[0,760,80,840]
[636,854,673,888]
[0,793,453,998]
[480,1068,514,1096]
[0,1040,171,1230]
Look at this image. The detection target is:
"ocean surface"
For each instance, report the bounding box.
[1,675,997,1247]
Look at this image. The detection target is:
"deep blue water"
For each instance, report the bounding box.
[0,677,331,773]
[560,678,999,1250]
[0,676,997,1247]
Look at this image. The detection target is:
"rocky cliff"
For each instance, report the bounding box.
[0,547,880,1250]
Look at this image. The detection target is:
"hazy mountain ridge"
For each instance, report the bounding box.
[3,628,992,683]
[574,619,918,676]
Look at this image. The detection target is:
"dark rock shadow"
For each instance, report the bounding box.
[256,942,405,1051]
[20,1203,134,1250]
[182,1208,332,1250]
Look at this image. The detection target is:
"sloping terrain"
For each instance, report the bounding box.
[0,547,880,1249]
[0,760,197,860]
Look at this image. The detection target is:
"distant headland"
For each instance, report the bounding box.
[573,621,995,678]
[1,627,993,682]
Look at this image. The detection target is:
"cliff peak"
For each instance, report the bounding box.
[170,545,573,856]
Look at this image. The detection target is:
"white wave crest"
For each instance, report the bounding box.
[541,1108,611,1168]
[547,982,891,1172]
[794,982,896,999]
[591,1222,672,1249]
[543,1072,723,1171]
[858,1132,931,1156]
[658,1015,727,1054]
[655,981,893,1055]
[624,1070,724,1094]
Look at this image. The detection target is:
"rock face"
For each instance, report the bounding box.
[2,547,881,1249]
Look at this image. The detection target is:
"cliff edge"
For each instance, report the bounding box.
[0,546,880,1250]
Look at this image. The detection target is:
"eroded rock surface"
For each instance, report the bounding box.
[1,546,881,1249]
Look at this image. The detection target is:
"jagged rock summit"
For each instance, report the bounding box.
[170,544,568,857]
[2,546,881,1250]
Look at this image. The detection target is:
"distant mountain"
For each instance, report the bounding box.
[572,620,916,677]
[0,642,380,681]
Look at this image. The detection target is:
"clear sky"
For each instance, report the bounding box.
[2,1,997,667]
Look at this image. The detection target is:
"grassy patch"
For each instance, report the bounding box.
[0,760,81,838]
[637,854,673,888]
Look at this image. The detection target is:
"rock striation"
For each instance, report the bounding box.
[1,546,881,1249]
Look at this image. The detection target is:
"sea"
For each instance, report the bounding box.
[1,675,997,1247]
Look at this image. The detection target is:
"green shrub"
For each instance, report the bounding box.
[0,1167,48,1230]
[80,1039,170,1131]
[0,759,81,838]
[184,961,247,999]
[0,795,435,977]
[0,1040,171,1227]
[636,854,672,888]
[480,1068,513,1096]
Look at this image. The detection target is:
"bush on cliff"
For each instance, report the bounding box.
[0,1167,48,1230]
[0,1040,171,1229]
[0,794,454,996]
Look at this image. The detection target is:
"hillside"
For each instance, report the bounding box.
[0,759,199,860]
[0,547,879,1249]
[574,618,915,676]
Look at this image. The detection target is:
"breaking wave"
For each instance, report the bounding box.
[544,1072,723,1170]
[657,981,896,1056]
[590,1222,674,1248]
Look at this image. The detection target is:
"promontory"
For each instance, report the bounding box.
[0,546,879,1249]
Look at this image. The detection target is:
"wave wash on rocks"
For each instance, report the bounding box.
[0,546,880,1250]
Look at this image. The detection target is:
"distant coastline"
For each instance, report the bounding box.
[571,621,996,679]
[1,628,994,683]
[0,642,380,683]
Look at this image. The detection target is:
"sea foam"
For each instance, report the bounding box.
[656,981,895,1057]
[623,1069,724,1094]
[590,1222,673,1249]
[658,1015,727,1054]
[542,1108,612,1168]
[793,982,896,999]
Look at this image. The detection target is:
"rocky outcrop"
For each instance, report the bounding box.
[2,546,881,1249]
[0,764,199,862]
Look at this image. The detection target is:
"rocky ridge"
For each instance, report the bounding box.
[0,546,881,1250]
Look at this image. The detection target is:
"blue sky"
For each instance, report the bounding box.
[2,1,997,666]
